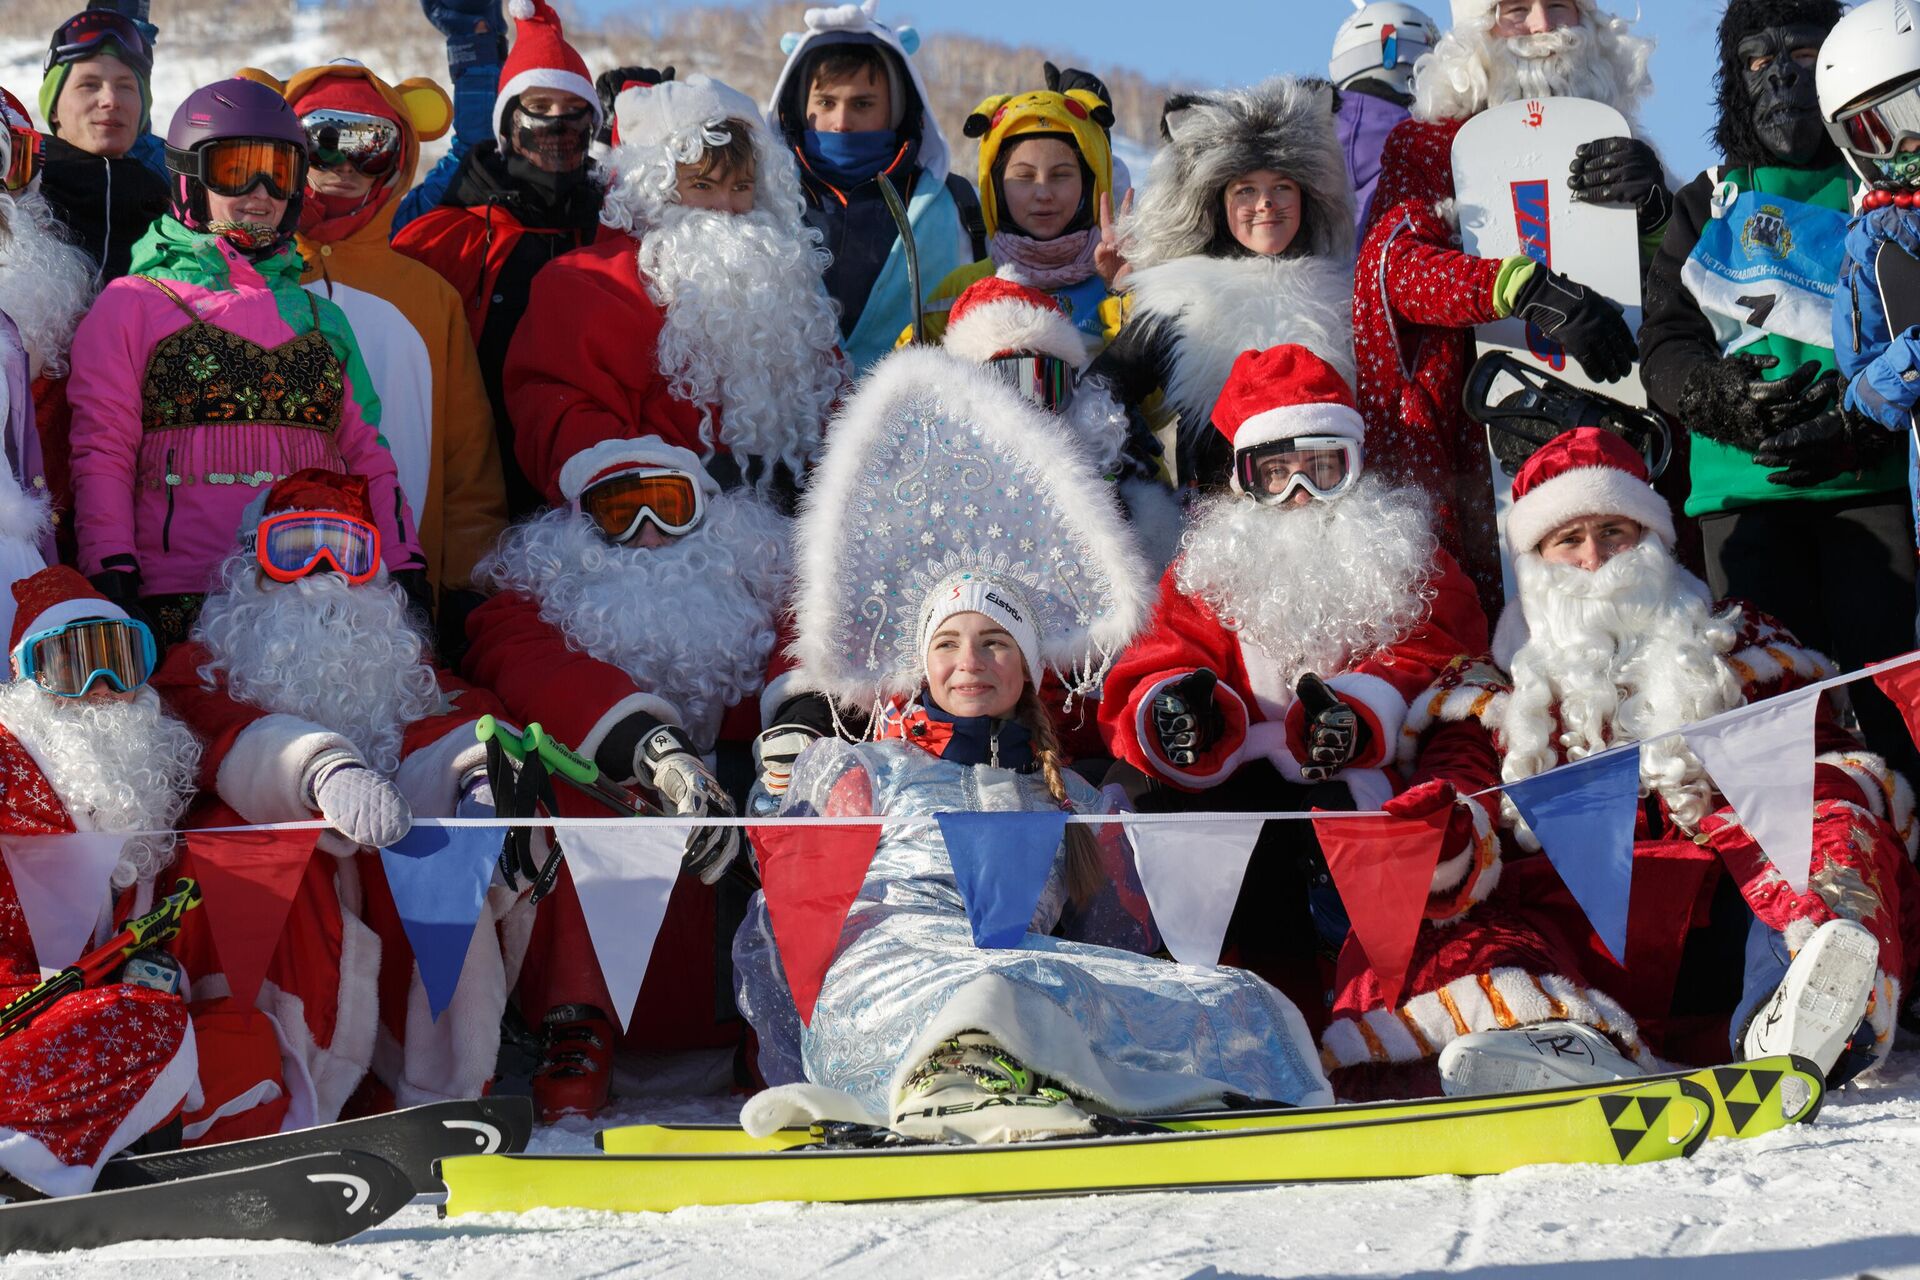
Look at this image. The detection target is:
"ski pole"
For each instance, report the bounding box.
[0,877,202,1040]
[876,171,924,344]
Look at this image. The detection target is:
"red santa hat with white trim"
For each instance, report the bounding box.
[496,0,602,148]
[557,436,723,504]
[941,275,1091,369]
[1504,427,1676,558]
[1209,344,1366,495]
[10,565,128,678]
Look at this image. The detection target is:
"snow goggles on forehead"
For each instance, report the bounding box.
[14,617,157,698]
[986,354,1075,412]
[45,9,153,76]
[301,108,403,178]
[255,511,382,584]
[196,138,306,201]
[3,122,41,193]
[1829,76,1920,161]
[575,468,705,542]
[1235,436,1361,505]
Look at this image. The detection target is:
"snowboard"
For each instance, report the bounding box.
[0,1150,412,1252]
[91,1095,534,1196]
[1872,239,1920,554]
[439,1056,1821,1216]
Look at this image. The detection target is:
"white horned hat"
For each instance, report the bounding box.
[791,345,1156,711]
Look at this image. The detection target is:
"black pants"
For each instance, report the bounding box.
[1699,494,1919,778]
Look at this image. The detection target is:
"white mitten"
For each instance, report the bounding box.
[310,758,413,851]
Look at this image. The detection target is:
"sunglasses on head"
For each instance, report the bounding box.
[575,468,705,543]
[13,616,157,698]
[254,510,382,584]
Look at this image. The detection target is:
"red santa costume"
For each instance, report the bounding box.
[463,436,786,1113]
[1389,431,1920,1086]
[1101,345,1487,812]
[0,567,201,1195]
[1353,0,1656,612]
[153,471,508,1143]
[505,75,845,506]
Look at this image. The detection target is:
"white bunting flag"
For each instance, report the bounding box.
[1128,819,1265,968]
[556,825,688,1032]
[0,833,131,976]
[1685,686,1821,893]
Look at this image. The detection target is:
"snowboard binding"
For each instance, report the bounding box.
[1464,351,1673,480]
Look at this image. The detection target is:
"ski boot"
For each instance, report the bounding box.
[891,1031,1097,1144]
[1437,1020,1641,1097]
[1742,918,1879,1082]
[531,1004,615,1122]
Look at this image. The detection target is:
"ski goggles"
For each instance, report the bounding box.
[1235,436,1362,505]
[194,138,307,200]
[44,9,153,76]
[13,617,157,697]
[255,511,382,584]
[575,468,705,542]
[3,121,40,192]
[986,354,1075,413]
[1828,76,1920,161]
[300,108,403,178]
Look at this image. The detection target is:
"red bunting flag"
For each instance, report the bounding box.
[1873,655,1920,758]
[182,829,319,1011]
[750,823,880,1026]
[1311,807,1449,1008]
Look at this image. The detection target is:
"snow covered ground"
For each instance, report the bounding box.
[10,1043,1920,1278]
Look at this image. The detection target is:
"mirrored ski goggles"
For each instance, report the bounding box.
[986,354,1075,412]
[1235,436,1362,505]
[3,122,41,192]
[255,511,382,583]
[575,468,705,542]
[44,9,153,76]
[197,138,306,200]
[1829,77,1920,160]
[13,617,157,697]
[300,108,403,178]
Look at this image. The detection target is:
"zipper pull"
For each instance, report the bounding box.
[989,724,1000,769]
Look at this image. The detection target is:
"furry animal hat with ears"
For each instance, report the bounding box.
[1713,0,1845,169]
[1119,77,1354,273]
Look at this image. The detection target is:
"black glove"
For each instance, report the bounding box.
[1678,354,1835,453]
[88,567,143,611]
[1295,673,1372,781]
[1569,136,1672,235]
[1510,266,1637,385]
[1755,405,1905,487]
[595,66,675,144]
[1151,669,1224,769]
[419,0,508,72]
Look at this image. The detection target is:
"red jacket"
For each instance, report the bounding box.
[1354,118,1507,616]
[1100,549,1487,794]
[501,233,709,505]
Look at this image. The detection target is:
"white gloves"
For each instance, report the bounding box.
[307,752,413,853]
[635,724,743,885]
[749,723,821,816]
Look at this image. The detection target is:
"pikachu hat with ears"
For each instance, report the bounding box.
[238,59,453,198]
[964,89,1114,240]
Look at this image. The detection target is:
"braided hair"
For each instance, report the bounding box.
[1015,684,1105,908]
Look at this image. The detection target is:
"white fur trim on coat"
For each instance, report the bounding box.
[1504,466,1676,559]
[0,471,48,548]
[394,723,489,819]
[1327,671,1408,758]
[579,690,686,778]
[217,714,356,825]
[943,297,1089,368]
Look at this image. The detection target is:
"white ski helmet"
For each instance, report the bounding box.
[1331,3,1440,94]
[1818,0,1920,180]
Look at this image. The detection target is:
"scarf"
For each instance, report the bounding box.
[990,227,1101,290]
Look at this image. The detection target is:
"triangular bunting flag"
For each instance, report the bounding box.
[751,823,881,1026]
[937,811,1068,950]
[1312,807,1449,1008]
[556,824,687,1033]
[0,833,129,976]
[1128,818,1264,968]
[378,825,501,1021]
[1871,654,1920,752]
[183,829,318,1011]
[1686,687,1821,893]
[1505,746,1641,965]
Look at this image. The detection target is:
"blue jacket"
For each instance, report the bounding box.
[392,58,495,235]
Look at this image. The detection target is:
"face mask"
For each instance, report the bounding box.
[510,103,592,174]
[802,128,898,186]
[1739,23,1829,166]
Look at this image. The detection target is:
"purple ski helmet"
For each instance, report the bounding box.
[163,78,310,240]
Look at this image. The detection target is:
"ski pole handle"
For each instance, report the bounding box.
[524,723,601,788]
[475,714,531,763]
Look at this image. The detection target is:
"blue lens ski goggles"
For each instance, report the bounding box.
[11,616,158,697]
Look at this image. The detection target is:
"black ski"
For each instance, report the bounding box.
[0,1150,410,1252]
[94,1096,535,1195]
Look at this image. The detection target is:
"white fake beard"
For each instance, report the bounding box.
[1175,474,1439,681]
[639,205,845,487]
[0,681,201,888]
[194,556,443,777]
[1499,541,1745,834]
[478,494,791,748]
[1413,19,1654,124]
[0,189,98,379]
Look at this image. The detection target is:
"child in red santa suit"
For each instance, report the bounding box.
[0,566,201,1194]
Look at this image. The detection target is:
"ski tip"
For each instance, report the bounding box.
[472,1095,537,1155]
[310,1150,415,1238]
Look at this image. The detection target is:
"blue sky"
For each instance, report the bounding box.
[575,1,1730,177]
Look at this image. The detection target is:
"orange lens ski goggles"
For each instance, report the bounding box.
[4,123,41,192]
[255,511,381,584]
[201,138,305,200]
[575,469,704,541]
